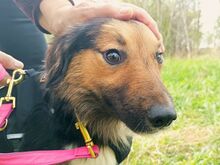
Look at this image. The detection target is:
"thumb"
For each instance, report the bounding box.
[0,51,24,69]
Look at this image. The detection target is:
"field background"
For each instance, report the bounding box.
[122,56,220,165]
[45,0,220,164]
[120,1,220,164]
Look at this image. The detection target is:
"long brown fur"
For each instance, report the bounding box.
[46,19,173,145]
[18,18,176,164]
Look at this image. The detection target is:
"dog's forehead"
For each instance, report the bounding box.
[96,20,160,52]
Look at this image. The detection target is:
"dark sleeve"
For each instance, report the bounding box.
[13,0,49,33]
[13,0,74,34]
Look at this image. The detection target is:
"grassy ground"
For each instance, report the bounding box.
[122,56,220,165]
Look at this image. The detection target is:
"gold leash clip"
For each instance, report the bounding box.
[0,69,25,108]
[75,121,96,158]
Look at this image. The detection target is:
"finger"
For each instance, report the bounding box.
[83,2,162,40]
[0,51,24,69]
[118,4,162,40]
[0,74,10,87]
[91,2,165,52]
[0,63,10,86]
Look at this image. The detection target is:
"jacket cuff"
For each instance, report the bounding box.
[33,0,50,34]
[14,0,75,34]
[13,0,50,34]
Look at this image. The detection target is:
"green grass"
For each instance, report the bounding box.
[122,56,220,165]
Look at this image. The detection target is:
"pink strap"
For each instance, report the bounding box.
[0,145,99,165]
[0,103,13,128]
[0,64,8,82]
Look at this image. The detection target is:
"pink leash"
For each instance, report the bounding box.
[0,64,100,164]
[0,64,8,82]
[0,64,12,128]
[0,103,13,128]
[0,145,99,165]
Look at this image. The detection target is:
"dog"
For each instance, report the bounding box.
[2,18,177,165]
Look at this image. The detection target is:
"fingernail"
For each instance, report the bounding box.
[14,61,24,69]
[119,7,133,15]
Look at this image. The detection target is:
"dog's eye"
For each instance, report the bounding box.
[155,52,164,64]
[103,49,123,65]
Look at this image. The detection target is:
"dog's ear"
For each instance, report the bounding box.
[44,19,108,88]
[44,36,73,88]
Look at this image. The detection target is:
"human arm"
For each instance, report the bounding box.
[14,0,163,42]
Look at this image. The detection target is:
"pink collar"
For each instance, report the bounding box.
[0,145,99,165]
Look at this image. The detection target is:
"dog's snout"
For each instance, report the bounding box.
[147,105,177,128]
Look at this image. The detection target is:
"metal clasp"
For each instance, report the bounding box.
[0,69,25,108]
[75,121,96,158]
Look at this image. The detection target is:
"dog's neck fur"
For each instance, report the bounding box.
[17,82,132,163]
[48,97,132,164]
[47,87,130,144]
[53,101,131,147]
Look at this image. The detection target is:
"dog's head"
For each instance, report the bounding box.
[45,18,176,142]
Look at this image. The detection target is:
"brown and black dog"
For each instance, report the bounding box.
[18,18,176,164]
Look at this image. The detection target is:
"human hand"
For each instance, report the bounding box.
[0,51,24,86]
[39,0,164,51]
[0,51,24,69]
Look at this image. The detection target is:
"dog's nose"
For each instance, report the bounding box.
[147,105,177,128]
